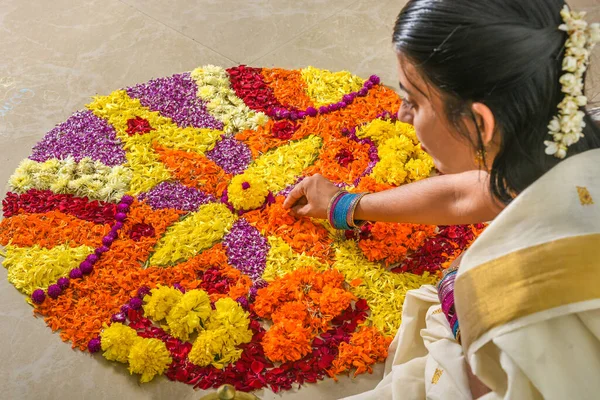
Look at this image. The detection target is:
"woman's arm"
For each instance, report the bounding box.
[283,170,504,226]
[354,170,503,225]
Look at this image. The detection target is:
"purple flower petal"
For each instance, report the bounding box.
[88,337,102,353]
[30,110,126,166]
[138,181,215,211]
[129,297,143,310]
[31,289,46,304]
[222,219,269,281]
[205,137,252,175]
[126,72,223,130]
[137,286,151,299]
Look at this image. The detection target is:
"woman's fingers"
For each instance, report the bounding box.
[283,181,306,209]
[291,203,312,217]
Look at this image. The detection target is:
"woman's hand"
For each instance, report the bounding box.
[282,174,340,219]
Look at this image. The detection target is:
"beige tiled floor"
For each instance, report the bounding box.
[1,0,599,399]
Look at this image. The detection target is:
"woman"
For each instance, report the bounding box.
[284,0,600,399]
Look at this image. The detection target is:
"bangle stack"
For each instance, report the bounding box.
[327,191,368,230]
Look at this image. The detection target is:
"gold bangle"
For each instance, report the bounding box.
[346,192,368,228]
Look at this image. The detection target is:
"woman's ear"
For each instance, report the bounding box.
[471,102,496,146]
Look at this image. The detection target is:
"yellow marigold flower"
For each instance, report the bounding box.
[227,175,270,211]
[378,135,415,163]
[356,119,417,144]
[405,158,434,181]
[100,323,141,363]
[187,298,252,369]
[371,158,408,186]
[166,289,212,340]
[128,338,172,383]
[188,328,226,367]
[142,286,183,321]
[212,347,244,370]
[368,123,434,186]
[207,298,252,342]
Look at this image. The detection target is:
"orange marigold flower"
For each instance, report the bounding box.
[328,326,392,378]
[271,301,308,325]
[261,320,313,363]
[255,267,357,363]
[310,286,355,318]
[354,176,394,193]
[304,136,371,185]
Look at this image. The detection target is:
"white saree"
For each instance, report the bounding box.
[344,148,600,400]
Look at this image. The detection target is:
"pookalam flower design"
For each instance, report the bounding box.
[0,65,484,393]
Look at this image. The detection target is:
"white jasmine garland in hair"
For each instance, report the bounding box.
[545,6,600,159]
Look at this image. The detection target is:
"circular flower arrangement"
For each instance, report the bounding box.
[0,65,484,393]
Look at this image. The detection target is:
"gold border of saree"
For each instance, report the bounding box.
[455,233,600,350]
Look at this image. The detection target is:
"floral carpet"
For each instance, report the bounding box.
[0,65,483,393]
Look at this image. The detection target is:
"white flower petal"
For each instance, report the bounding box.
[548,117,561,133]
[544,141,558,155]
[575,95,588,106]
[562,56,579,72]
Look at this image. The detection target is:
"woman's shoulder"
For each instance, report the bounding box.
[455,147,600,352]
[459,146,600,272]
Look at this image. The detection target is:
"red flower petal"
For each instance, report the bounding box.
[250,361,265,374]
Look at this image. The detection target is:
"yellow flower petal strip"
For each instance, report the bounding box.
[3,244,93,295]
[261,236,327,282]
[191,65,269,134]
[8,157,131,203]
[149,203,237,266]
[333,240,438,336]
[227,135,322,210]
[300,66,365,107]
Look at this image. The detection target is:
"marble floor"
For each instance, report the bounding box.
[0,0,599,399]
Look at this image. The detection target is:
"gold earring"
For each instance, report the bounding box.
[474,149,487,169]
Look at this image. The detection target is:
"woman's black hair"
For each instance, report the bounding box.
[393,0,600,204]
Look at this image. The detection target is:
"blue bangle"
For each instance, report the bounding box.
[332,192,356,230]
